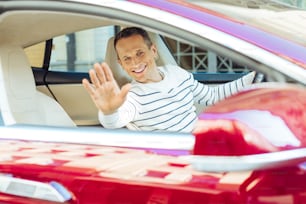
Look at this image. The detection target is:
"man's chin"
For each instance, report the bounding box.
[135,78,146,83]
[133,73,146,83]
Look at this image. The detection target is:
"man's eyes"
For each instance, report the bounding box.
[136,51,144,57]
[121,51,145,63]
[123,57,131,62]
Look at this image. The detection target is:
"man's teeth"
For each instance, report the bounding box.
[134,66,145,73]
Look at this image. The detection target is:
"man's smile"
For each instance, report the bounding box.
[132,64,146,74]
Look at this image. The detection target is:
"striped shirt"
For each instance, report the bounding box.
[99,65,254,132]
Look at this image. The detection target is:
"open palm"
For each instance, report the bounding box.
[82,62,131,115]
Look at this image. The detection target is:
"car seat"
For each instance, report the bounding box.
[0,45,76,127]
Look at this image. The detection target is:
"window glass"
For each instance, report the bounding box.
[164,37,249,73]
[49,26,115,72]
[25,26,249,75]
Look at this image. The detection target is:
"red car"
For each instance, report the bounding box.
[0,0,305,203]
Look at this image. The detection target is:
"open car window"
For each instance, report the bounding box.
[49,26,116,73]
[22,25,254,126]
[25,26,251,83]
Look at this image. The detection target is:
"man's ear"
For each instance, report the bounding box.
[151,44,158,58]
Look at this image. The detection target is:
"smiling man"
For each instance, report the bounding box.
[82,27,255,132]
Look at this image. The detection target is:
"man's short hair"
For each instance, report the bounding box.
[114,27,153,50]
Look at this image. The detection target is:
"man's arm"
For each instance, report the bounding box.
[193,71,255,106]
[98,98,137,129]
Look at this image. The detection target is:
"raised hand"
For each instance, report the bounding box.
[82,62,131,115]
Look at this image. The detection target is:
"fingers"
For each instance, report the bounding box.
[89,68,101,89]
[83,62,119,96]
[82,78,94,95]
[253,72,265,83]
[101,62,115,81]
[91,62,115,85]
[94,63,106,84]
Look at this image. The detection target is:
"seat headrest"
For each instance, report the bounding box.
[0,45,36,99]
[104,37,132,87]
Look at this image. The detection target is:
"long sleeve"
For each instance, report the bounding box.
[98,97,138,129]
[193,71,255,106]
[98,65,255,132]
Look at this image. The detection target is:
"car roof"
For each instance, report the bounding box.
[0,0,306,73]
[189,0,306,47]
[1,0,305,46]
[129,0,306,66]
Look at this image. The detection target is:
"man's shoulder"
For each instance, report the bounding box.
[129,82,153,96]
[161,64,192,80]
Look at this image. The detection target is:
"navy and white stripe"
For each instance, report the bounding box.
[99,65,254,132]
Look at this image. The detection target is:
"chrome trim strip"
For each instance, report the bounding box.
[0,125,195,151]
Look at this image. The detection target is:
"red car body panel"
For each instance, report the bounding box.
[194,85,306,156]
[1,84,306,203]
[0,139,305,204]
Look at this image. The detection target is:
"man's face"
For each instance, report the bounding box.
[116,34,158,83]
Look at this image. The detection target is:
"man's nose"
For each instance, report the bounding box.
[131,57,141,66]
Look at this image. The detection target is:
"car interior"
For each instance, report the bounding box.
[0,7,284,129]
[0,45,76,127]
